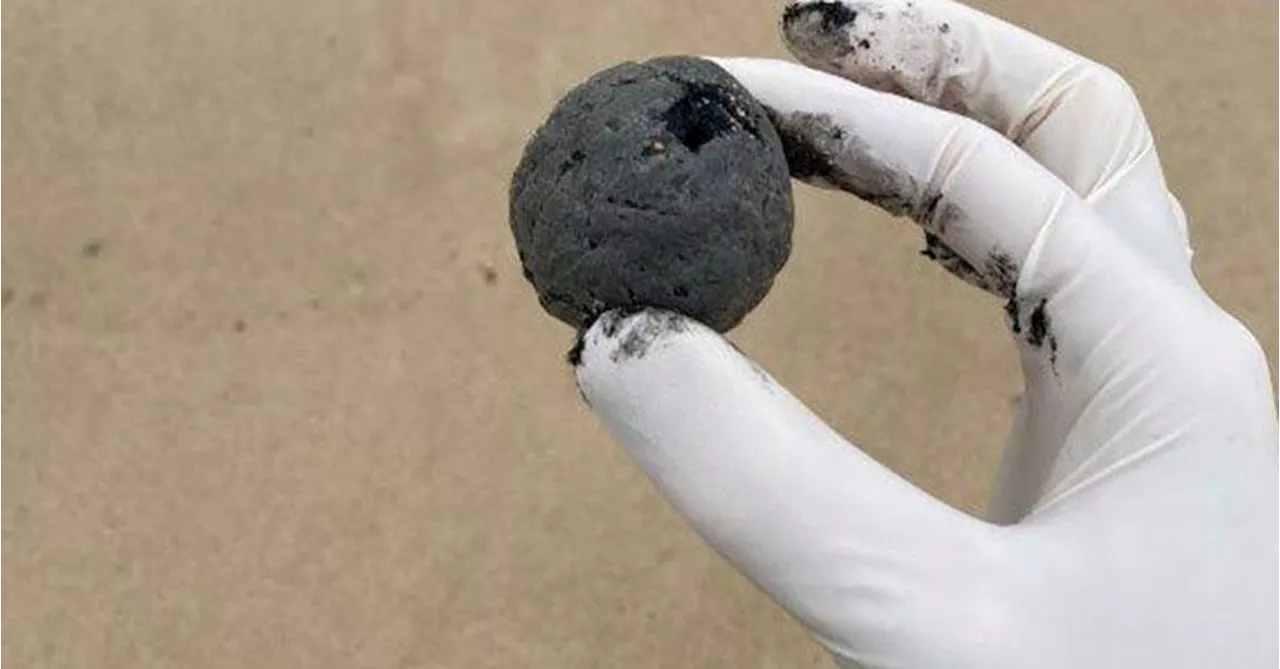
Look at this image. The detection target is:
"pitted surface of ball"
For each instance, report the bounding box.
[509,56,794,332]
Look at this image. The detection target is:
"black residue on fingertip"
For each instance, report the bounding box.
[984,251,1020,299]
[594,304,647,338]
[857,38,871,49]
[566,304,645,365]
[1005,295,1059,371]
[780,1,861,60]
[1027,298,1051,348]
[575,306,694,364]
[764,107,841,183]
[566,330,587,366]
[610,309,688,363]
[921,233,990,291]
[783,1,858,31]
[931,202,964,236]
[917,191,944,224]
[1026,298,1060,373]
[920,232,943,259]
[1005,297,1022,335]
[939,22,951,33]
[766,108,924,218]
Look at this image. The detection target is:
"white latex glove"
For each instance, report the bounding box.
[572,1,1279,667]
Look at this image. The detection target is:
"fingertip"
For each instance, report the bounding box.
[574,307,706,368]
[780,0,866,72]
[573,307,787,431]
[574,307,723,401]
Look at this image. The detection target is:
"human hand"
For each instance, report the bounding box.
[571,1,1278,667]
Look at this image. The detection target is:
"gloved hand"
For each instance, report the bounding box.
[571,1,1279,667]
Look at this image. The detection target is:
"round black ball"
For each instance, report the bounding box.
[509,56,794,332]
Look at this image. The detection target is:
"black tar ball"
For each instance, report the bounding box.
[509,56,794,332]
